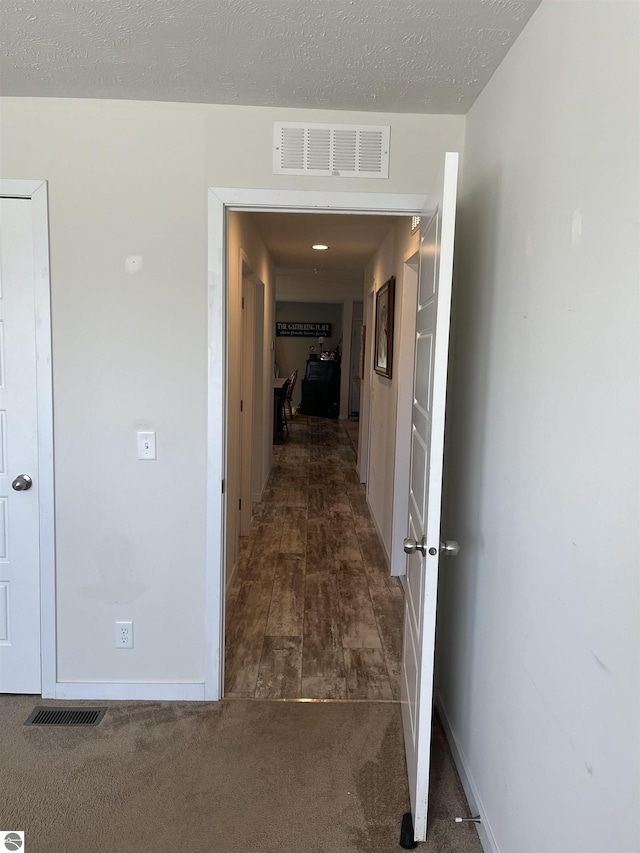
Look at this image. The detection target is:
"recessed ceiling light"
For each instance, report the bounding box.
[311,244,329,251]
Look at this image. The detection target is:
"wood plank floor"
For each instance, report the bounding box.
[225,417,405,700]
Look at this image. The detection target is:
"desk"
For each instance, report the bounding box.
[273,378,287,444]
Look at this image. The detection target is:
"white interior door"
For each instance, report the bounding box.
[0,197,42,693]
[401,152,459,842]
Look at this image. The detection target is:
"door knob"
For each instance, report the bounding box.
[11,474,32,492]
[403,536,427,556]
[440,540,460,557]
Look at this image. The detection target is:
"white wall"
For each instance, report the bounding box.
[0,96,464,687]
[251,280,267,504]
[348,301,364,416]
[438,3,640,852]
[227,212,276,581]
[364,218,418,561]
[276,269,364,305]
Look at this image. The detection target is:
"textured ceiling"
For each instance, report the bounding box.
[250,212,400,269]
[0,0,541,113]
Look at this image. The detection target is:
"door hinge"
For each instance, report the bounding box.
[238,498,242,511]
[221,479,225,494]
[241,296,245,309]
[240,399,243,412]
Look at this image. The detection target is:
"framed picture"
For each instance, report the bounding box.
[374,276,395,378]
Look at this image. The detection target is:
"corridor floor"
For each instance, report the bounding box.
[225,417,405,699]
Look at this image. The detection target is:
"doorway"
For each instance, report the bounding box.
[216,202,424,701]
[205,189,428,701]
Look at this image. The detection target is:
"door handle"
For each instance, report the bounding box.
[404,537,460,557]
[403,536,427,556]
[11,474,32,491]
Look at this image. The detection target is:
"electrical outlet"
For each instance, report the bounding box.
[115,621,133,649]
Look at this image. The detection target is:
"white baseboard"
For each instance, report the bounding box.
[365,495,391,568]
[261,465,271,497]
[252,492,262,504]
[47,682,206,702]
[435,691,499,853]
[226,558,238,595]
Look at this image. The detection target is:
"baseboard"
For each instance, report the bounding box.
[365,496,391,568]
[253,474,268,506]
[435,691,500,853]
[261,464,271,497]
[48,682,206,701]
[226,558,238,595]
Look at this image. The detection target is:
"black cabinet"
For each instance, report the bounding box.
[300,359,340,419]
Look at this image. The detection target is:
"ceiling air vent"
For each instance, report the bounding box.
[274,122,390,179]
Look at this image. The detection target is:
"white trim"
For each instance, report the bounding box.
[226,559,238,597]
[0,179,56,698]
[0,180,45,199]
[435,692,498,853]
[207,187,427,216]
[390,246,419,577]
[206,188,426,700]
[253,464,271,506]
[365,493,391,568]
[52,682,206,702]
[205,189,227,701]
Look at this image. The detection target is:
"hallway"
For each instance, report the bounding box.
[225,417,404,699]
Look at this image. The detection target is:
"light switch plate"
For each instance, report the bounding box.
[137,431,156,460]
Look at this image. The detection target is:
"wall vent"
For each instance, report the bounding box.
[274,122,390,179]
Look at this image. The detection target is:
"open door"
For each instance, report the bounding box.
[401,152,460,842]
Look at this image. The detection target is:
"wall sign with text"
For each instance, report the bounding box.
[276,322,332,337]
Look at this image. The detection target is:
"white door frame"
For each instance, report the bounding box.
[390,245,420,579]
[0,179,55,697]
[205,188,427,700]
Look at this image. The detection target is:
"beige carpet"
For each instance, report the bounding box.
[0,696,481,853]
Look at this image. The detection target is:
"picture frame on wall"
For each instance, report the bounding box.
[374,276,395,378]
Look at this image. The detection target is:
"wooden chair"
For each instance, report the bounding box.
[284,369,298,420]
[279,378,291,440]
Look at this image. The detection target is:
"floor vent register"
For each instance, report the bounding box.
[24,707,107,726]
